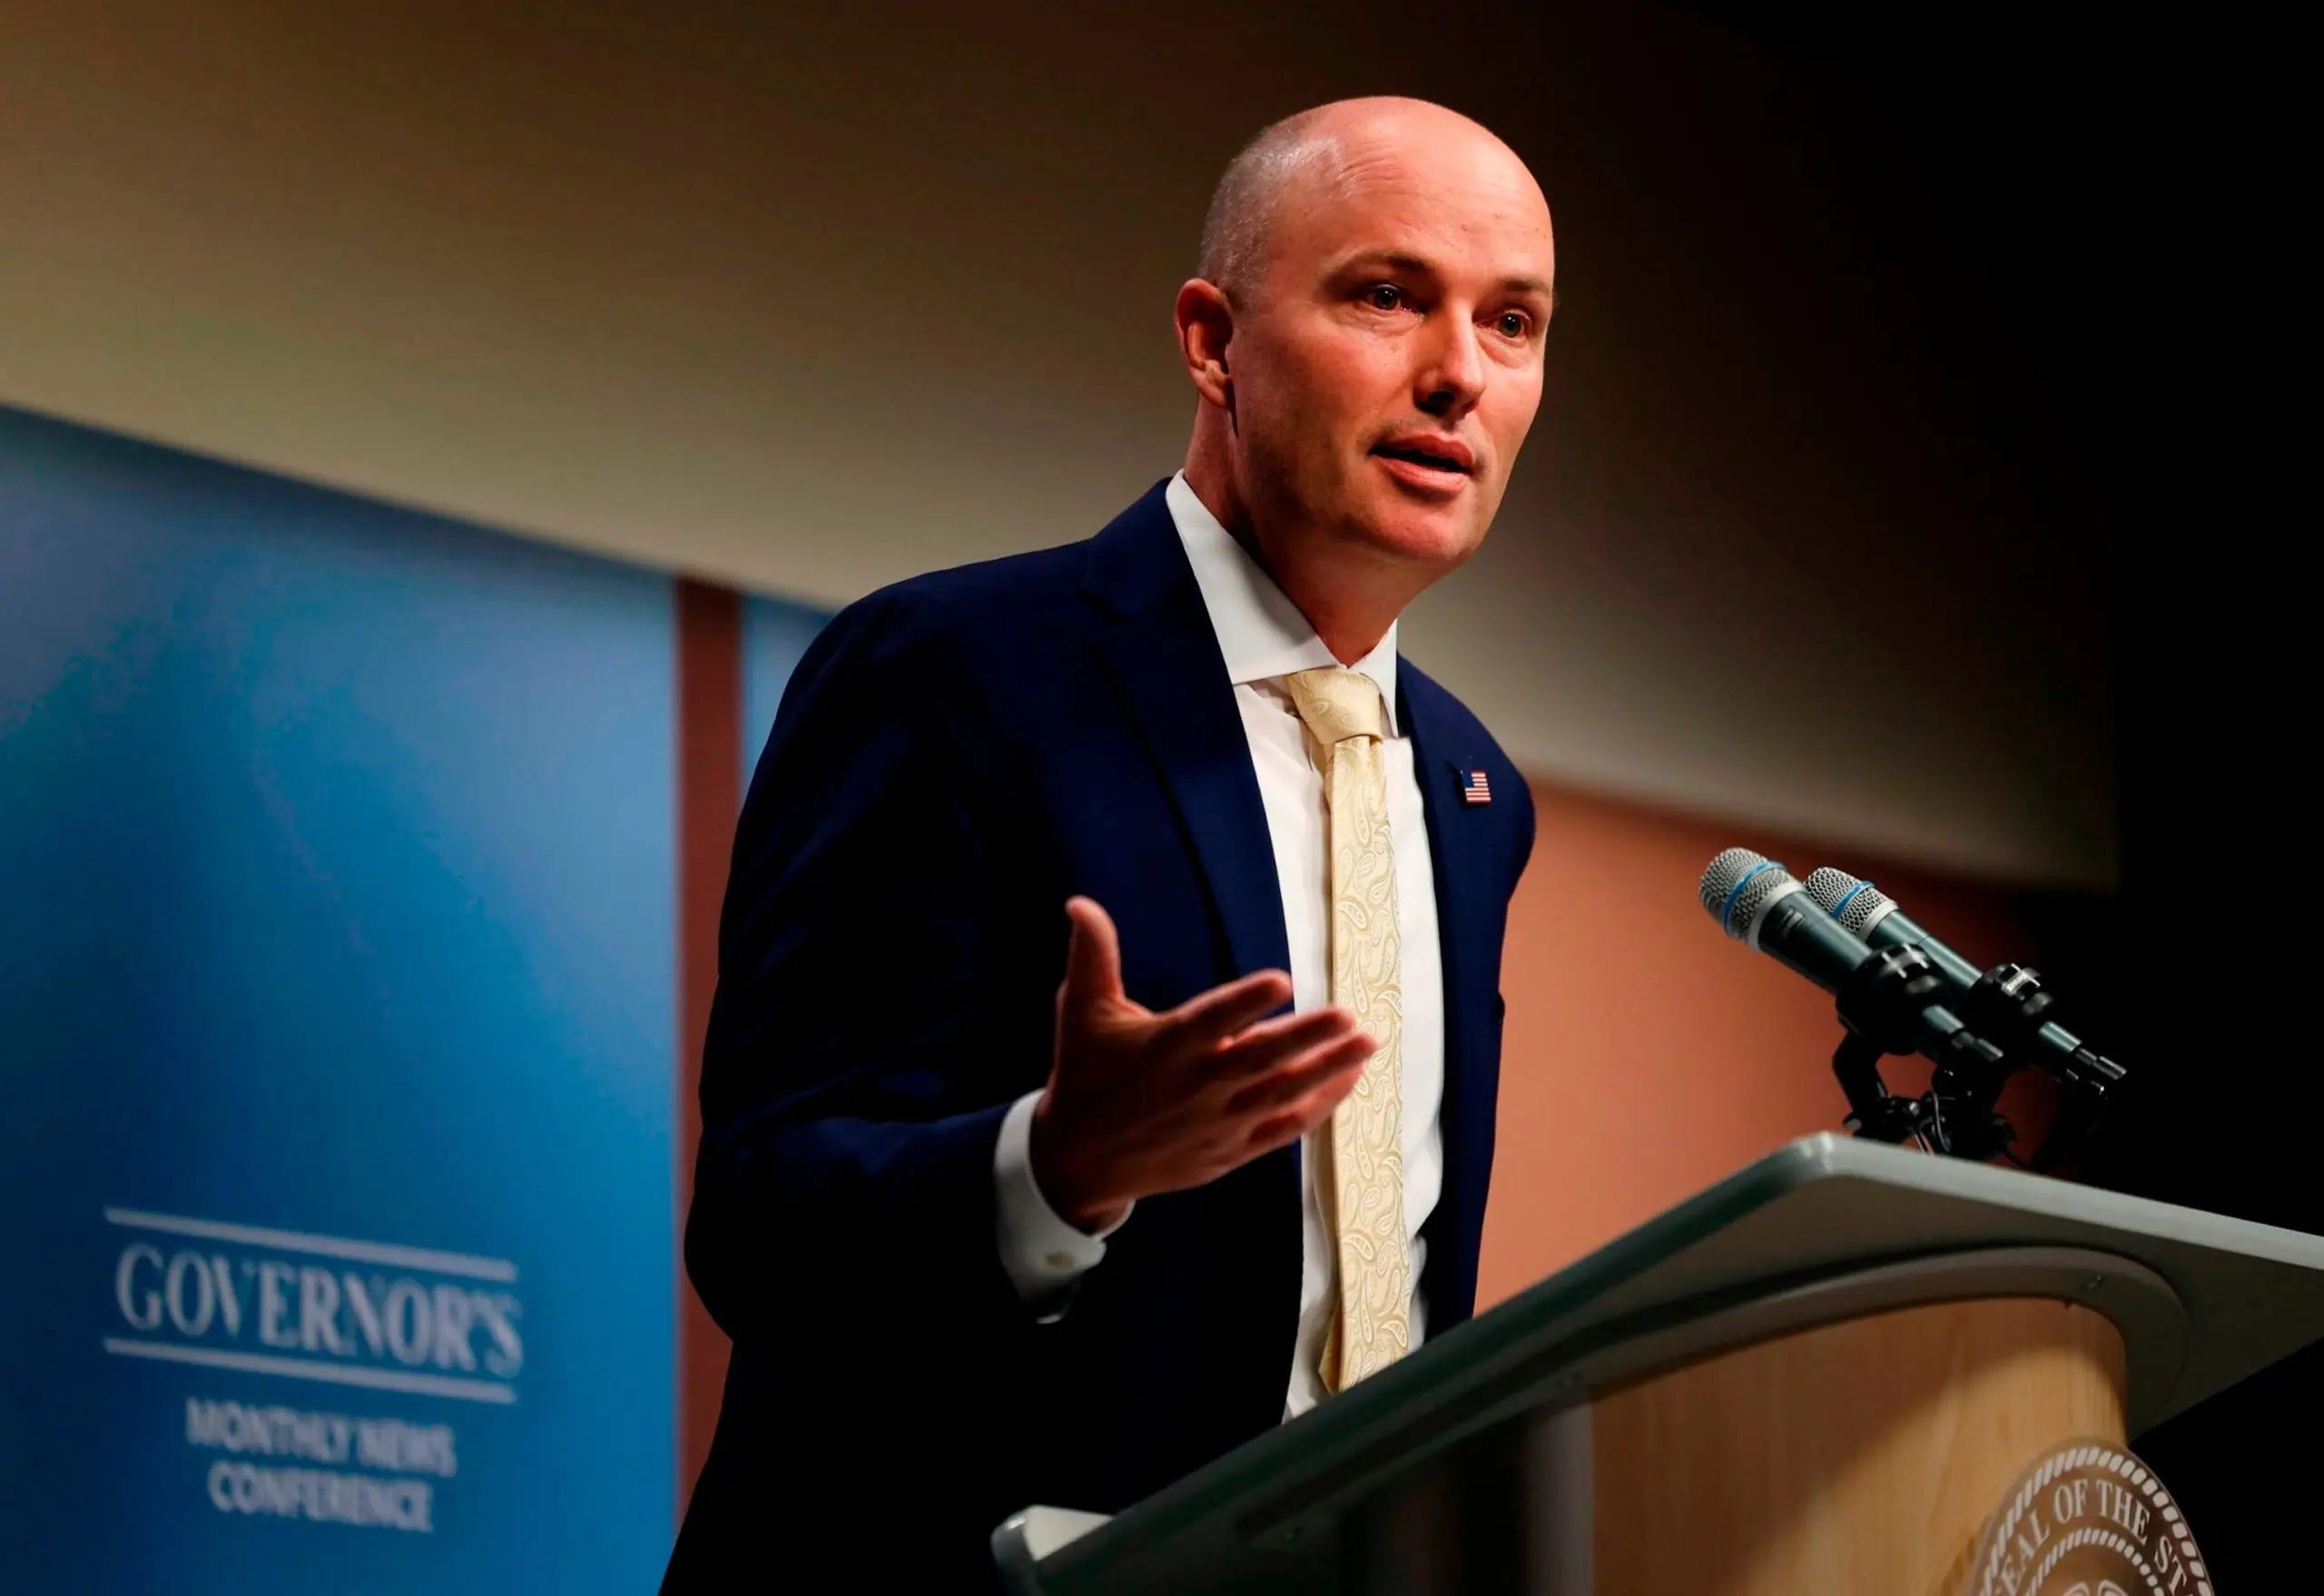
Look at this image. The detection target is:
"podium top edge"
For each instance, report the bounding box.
[1756,1134,2324,1267]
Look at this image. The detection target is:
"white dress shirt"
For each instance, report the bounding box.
[992,472,1446,1421]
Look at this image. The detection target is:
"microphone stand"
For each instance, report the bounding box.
[1949,962,2126,1172]
[1826,948,2123,1167]
[1830,944,2014,1157]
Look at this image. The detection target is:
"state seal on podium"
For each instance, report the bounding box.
[1965,1438,2213,1596]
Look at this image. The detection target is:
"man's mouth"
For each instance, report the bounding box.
[1370,438,1475,476]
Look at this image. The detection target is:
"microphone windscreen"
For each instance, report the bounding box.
[1699,847,1766,920]
[1803,866,1893,940]
[1699,847,1798,942]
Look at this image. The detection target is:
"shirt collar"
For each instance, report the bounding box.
[1165,471,1401,732]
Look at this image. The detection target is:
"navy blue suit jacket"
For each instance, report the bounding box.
[665,483,1534,1591]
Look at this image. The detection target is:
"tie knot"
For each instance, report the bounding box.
[1286,666,1389,747]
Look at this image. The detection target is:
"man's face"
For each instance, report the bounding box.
[1229,122,1555,576]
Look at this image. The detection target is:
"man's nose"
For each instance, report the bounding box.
[1414,316,1487,419]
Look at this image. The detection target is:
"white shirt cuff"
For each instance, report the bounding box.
[993,1089,1127,1314]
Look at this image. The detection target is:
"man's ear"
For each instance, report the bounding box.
[1174,279,1235,409]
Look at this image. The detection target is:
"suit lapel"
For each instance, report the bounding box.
[1080,485,1292,985]
[1401,673,1500,1319]
[1081,484,1504,1325]
[1078,486,1498,1118]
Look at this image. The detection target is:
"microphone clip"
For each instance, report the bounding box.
[1827,949,2122,1166]
[1830,945,2014,1158]
[1953,962,2125,1171]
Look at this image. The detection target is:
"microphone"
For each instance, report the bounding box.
[1799,868,2108,1080]
[1800,868,1983,989]
[1698,848,1973,1061]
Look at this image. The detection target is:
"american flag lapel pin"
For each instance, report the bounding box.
[1461,768,1492,806]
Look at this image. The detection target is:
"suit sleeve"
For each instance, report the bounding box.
[684,587,1047,1350]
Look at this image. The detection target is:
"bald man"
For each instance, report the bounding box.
[665,98,1552,1591]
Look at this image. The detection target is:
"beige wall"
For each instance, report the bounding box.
[0,0,2117,886]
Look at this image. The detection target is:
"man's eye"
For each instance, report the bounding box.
[1495,310,1531,338]
[1366,284,1403,311]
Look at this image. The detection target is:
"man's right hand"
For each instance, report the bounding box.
[1029,895,1374,1234]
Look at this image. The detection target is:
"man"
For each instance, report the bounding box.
[665,96,1553,1591]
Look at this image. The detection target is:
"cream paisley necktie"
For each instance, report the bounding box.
[1286,665,1410,1393]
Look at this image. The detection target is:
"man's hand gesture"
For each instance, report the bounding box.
[1030,896,1374,1233]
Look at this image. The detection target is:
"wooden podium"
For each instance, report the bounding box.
[991,1135,2324,1594]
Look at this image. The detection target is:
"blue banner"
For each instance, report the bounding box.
[1,407,676,1591]
[743,593,829,771]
